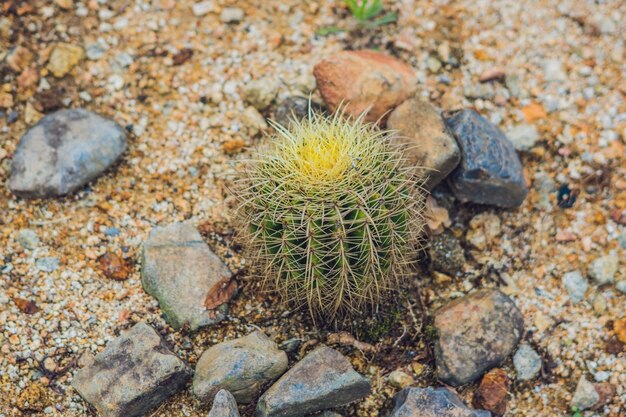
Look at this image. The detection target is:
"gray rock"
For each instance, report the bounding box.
[72,322,192,417]
[444,109,528,208]
[85,42,106,60]
[318,412,343,417]
[563,270,588,303]
[16,229,39,250]
[256,346,370,417]
[507,124,539,151]
[434,289,524,386]
[588,252,619,285]
[513,344,542,381]
[141,222,234,331]
[243,78,278,111]
[389,387,491,417]
[36,257,59,272]
[544,59,567,82]
[9,109,127,199]
[429,230,466,275]
[193,331,288,404]
[220,7,244,23]
[616,281,626,294]
[387,98,461,189]
[273,96,325,128]
[571,376,599,411]
[208,390,241,417]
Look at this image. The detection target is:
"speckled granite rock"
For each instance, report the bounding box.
[389,387,491,417]
[443,109,527,208]
[9,108,127,199]
[387,98,460,189]
[208,390,241,417]
[434,289,524,385]
[273,96,325,127]
[429,230,466,275]
[72,322,191,417]
[141,222,234,331]
[256,346,370,417]
[193,331,288,404]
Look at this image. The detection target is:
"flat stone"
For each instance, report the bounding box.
[141,222,234,331]
[563,270,588,303]
[193,331,288,404]
[387,98,460,189]
[444,109,528,208]
[571,376,599,411]
[72,322,192,417]
[429,230,466,275]
[313,50,417,123]
[507,124,539,151]
[9,109,127,199]
[46,43,84,77]
[588,252,619,285]
[208,390,241,417]
[513,344,542,381]
[16,229,39,250]
[273,96,325,127]
[434,289,524,386]
[256,346,370,417]
[389,387,491,417]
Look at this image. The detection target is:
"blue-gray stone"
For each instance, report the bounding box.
[9,108,127,199]
[208,390,241,417]
[444,109,527,208]
[390,387,491,417]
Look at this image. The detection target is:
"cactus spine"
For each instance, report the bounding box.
[236,110,424,322]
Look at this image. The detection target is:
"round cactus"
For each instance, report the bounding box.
[236,110,425,322]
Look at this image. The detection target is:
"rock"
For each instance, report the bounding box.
[387,98,461,189]
[473,368,509,416]
[588,252,618,285]
[193,331,288,404]
[434,289,524,386]
[192,1,214,16]
[388,370,415,389]
[543,59,567,82]
[571,376,599,411]
[592,293,607,314]
[72,322,192,417]
[142,222,234,331]
[591,382,615,410]
[6,45,34,72]
[313,50,417,123]
[16,229,39,250]
[9,109,127,199]
[616,280,626,294]
[46,43,84,77]
[17,382,50,411]
[243,78,278,111]
[208,390,241,417]
[97,252,130,281]
[220,7,244,23]
[318,412,342,417]
[466,213,501,251]
[563,270,588,303]
[242,106,268,135]
[444,109,528,208]
[507,124,539,151]
[614,317,626,344]
[256,346,370,417]
[429,230,465,275]
[85,42,106,60]
[513,344,541,381]
[390,387,490,417]
[36,257,59,272]
[273,96,325,127]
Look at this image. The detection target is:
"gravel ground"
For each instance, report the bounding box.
[1,0,624,416]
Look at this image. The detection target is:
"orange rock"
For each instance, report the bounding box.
[614,317,626,344]
[13,297,39,314]
[313,50,417,123]
[97,252,130,281]
[222,138,245,154]
[522,103,547,122]
[473,368,509,416]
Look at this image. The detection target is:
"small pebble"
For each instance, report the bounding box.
[563,270,588,303]
[507,124,539,151]
[36,257,60,272]
[220,7,244,23]
[16,229,39,250]
[588,252,619,285]
[192,1,214,17]
[513,344,542,381]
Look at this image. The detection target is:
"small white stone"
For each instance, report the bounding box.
[191,1,213,17]
[219,7,244,23]
[507,124,539,151]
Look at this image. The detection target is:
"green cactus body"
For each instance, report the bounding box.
[237,111,424,322]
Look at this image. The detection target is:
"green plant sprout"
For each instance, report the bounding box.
[316,0,398,36]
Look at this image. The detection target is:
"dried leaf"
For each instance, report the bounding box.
[327,331,377,353]
[205,276,237,310]
[423,196,451,234]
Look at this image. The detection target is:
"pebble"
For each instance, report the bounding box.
[16,229,39,250]
[243,78,278,111]
[313,50,417,123]
[273,96,325,127]
[242,106,268,135]
[429,230,466,275]
[192,1,214,16]
[433,289,524,385]
[9,108,127,199]
[472,368,509,416]
[571,376,599,411]
[256,346,370,417]
[563,270,588,303]
[591,293,607,314]
[388,370,415,389]
[543,59,567,82]
[616,280,626,294]
[513,344,542,381]
[507,123,539,151]
[444,109,528,208]
[141,222,234,331]
[193,331,288,404]
[390,387,490,417]
[85,42,106,60]
[36,257,59,272]
[207,390,241,417]
[219,7,244,23]
[46,43,84,77]
[466,213,501,251]
[588,252,619,285]
[72,322,192,417]
[387,98,461,189]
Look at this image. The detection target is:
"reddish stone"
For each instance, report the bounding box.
[97,252,130,281]
[473,368,509,416]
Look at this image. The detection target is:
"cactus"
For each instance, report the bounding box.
[236,109,425,323]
